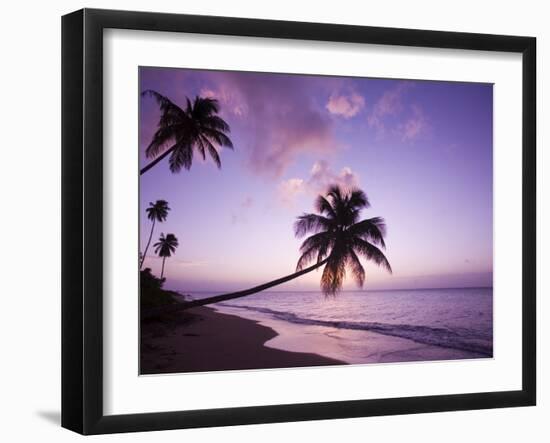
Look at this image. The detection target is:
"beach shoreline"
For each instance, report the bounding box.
[140,305,345,374]
[217,304,489,365]
[141,293,489,375]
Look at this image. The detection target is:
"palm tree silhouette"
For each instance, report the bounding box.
[153,233,179,280]
[295,185,392,295]
[140,200,170,269]
[152,185,391,313]
[140,91,234,175]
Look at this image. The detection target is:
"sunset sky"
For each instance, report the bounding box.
[139,67,493,293]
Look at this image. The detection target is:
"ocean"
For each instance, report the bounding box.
[186,287,493,365]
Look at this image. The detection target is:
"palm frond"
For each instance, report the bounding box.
[203,115,231,133]
[195,137,207,161]
[193,96,221,116]
[201,137,221,168]
[141,90,176,109]
[185,97,193,114]
[153,232,165,253]
[316,236,332,266]
[321,247,347,296]
[168,140,193,172]
[294,214,333,238]
[203,128,234,149]
[348,217,387,248]
[296,232,332,271]
[296,247,320,272]
[326,185,344,204]
[142,90,187,123]
[348,188,370,210]
[145,127,177,159]
[353,238,392,273]
[347,249,365,287]
[314,195,337,218]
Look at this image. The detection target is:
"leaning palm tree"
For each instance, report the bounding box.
[144,185,391,316]
[140,91,234,175]
[140,200,170,269]
[153,233,179,280]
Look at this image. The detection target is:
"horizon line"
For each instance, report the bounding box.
[174,285,494,294]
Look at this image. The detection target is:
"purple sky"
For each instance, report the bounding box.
[139,67,493,292]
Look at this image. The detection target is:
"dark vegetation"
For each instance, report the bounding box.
[140,268,179,309]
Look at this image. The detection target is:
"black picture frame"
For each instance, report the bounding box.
[62,8,536,435]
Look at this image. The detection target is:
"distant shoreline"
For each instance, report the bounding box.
[140,306,345,374]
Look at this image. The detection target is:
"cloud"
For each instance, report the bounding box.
[367,82,428,141]
[199,72,339,178]
[278,178,306,207]
[141,69,346,178]
[308,160,359,193]
[174,260,208,267]
[199,86,248,117]
[400,105,428,141]
[326,91,365,118]
[367,82,411,134]
[278,160,360,206]
[367,83,407,128]
[145,256,207,267]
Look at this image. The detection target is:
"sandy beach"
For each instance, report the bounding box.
[218,303,489,365]
[140,306,345,374]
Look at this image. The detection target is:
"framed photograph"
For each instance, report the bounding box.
[61,8,536,435]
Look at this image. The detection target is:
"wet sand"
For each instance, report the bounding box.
[217,305,489,365]
[140,306,345,374]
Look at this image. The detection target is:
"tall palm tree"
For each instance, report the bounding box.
[145,185,391,316]
[140,200,170,269]
[154,233,179,279]
[140,91,234,175]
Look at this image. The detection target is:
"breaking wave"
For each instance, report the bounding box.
[219,303,493,356]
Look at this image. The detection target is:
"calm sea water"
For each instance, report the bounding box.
[186,288,493,362]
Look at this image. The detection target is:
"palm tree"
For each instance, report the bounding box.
[140,200,170,269]
[144,185,391,316]
[140,91,234,175]
[294,185,392,295]
[154,233,179,279]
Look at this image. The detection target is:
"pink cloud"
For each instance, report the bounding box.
[400,105,428,141]
[308,160,360,193]
[200,72,339,178]
[279,160,360,206]
[367,82,428,142]
[326,91,365,118]
[278,178,306,207]
[199,86,248,118]
[140,69,343,178]
[367,82,412,133]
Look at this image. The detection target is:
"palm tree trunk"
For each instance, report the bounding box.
[140,146,175,175]
[140,219,156,269]
[142,258,328,319]
[161,257,166,279]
